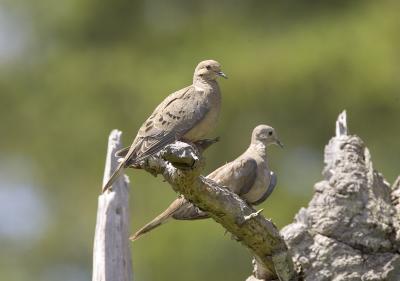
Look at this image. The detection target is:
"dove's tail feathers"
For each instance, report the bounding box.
[129,215,169,241]
[103,132,177,193]
[130,197,188,241]
[130,203,179,241]
[115,146,130,158]
[102,161,126,193]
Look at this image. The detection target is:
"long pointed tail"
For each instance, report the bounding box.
[130,197,187,241]
[102,161,125,192]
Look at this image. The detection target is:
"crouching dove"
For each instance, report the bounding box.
[130,124,283,241]
[102,60,227,192]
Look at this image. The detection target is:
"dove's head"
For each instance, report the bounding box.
[193,60,227,82]
[251,125,284,148]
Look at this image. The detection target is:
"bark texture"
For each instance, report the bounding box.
[140,142,298,281]
[92,130,133,281]
[281,111,400,281]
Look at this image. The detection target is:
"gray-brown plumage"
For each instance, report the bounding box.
[102,60,227,192]
[130,125,283,241]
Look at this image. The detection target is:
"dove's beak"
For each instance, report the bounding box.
[276,139,284,148]
[216,71,228,79]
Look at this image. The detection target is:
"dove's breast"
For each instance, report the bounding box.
[184,86,221,141]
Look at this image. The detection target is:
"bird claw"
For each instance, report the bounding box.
[243,209,264,222]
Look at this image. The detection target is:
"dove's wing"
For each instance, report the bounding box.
[124,85,210,165]
[207,157,258,196]
[249,171,277,206]
[103,85,211,190]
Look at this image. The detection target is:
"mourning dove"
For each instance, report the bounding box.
[102,60,227,191]
[130,125,283,241]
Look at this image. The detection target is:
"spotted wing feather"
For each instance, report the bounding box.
[103,85,210,190]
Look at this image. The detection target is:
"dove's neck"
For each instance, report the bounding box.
[249,142,267,159]
[193,77,219,90]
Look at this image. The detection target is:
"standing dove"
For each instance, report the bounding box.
[130,124,283,241]
[102,60,227,191]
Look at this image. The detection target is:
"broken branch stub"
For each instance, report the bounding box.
[93,130,133,281]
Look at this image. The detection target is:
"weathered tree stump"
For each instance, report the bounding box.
[281,111,400,280]
[92,130,133,281]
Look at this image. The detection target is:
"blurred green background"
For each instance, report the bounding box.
[0,0,399,280]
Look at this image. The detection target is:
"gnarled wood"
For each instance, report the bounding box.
[281,111,400,281]
[140,142,297,281]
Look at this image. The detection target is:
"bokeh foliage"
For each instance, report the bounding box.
[0,0,399,280]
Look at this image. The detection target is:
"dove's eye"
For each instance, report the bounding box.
[268,131,273,136]
[206,65,211,70]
